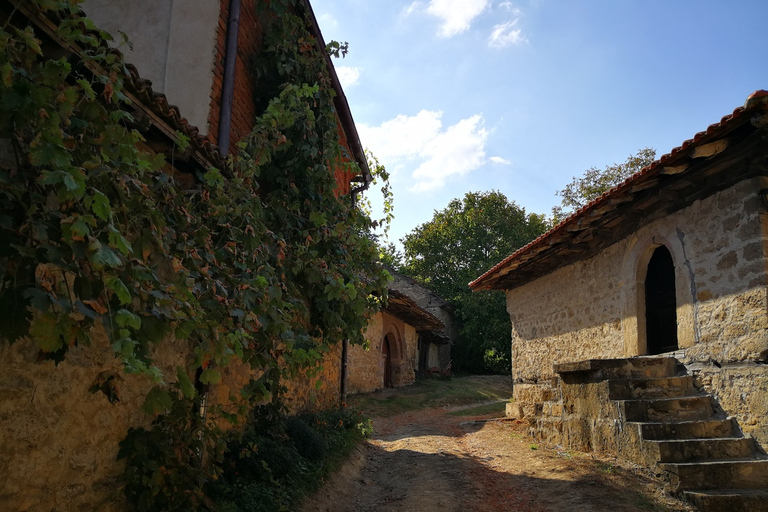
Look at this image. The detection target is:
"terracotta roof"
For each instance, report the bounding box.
[386,289,445,332]
[470,90,768,291]
[123,63,224,169]
[15,0,370,183]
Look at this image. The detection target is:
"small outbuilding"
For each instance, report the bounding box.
[471,90,768,447]
[347,274,454,394]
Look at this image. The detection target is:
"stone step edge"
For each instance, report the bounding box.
[644,437,749,444]
[683,488,768,497]
[661,458,768,467]
[615,394,711,404]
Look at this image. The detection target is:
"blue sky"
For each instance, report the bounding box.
[311,0,768,246]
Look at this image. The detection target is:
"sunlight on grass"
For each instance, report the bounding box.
[446,401,507,417]
[347,375,512,418]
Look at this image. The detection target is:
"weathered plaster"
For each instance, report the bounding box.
[84,0,220,132]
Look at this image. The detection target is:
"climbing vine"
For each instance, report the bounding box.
[0,0,389,508]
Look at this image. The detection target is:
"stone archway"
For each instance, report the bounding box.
[382,333,394,388]
[644,245,679,355]
[621,230,696,357]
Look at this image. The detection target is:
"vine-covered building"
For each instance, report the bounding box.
[0,1,373,510]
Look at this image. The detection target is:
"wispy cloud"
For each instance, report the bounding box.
[488,18,526,48]
[317,13,338,33]
[359,110,489,192]
[490,156,512,165]
[408,0,490,38]
[499,1,521,15]
[335,66,361,88]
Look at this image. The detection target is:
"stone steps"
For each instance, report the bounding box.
[638,418,737,441]
[661,459,768,491]
[682,488,768,512]
[618,361,768,511]
[647,437,757,463]
[548,356,767,511]
[620,395,714,422]
[609,375,694,400]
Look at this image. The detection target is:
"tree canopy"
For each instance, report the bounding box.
[552,147,656,222]
[399,191,547,373]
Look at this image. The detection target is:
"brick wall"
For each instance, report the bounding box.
[207,1,358,197]
[208,0,261,155]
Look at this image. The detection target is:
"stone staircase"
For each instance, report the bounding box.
[529,357,768,511]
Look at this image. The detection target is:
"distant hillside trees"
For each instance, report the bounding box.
[552,147,656,222]
[398,191,547,374]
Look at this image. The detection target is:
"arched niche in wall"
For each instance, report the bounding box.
[380,319,404,388]
[621,229,696,357]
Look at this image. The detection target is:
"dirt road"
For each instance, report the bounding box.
[302,376,693,512]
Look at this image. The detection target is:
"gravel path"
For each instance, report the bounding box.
[302,380,694,512]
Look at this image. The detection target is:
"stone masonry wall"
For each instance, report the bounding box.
[348,312,418,394]
[507,177,768,442]
[0,328,190,512]
[507,238,628,386]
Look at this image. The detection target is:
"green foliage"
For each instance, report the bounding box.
[552,147,656,222]
[209,406,371,512]
[0,1,389,509]
[118,386,226,512]
[400,191,547,373]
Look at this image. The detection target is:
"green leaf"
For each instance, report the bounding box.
[76,78,95,101]
[70,216,91,238]
[176,367,196,399]
[89,240,122,270]
[108,225,133,255]
[28,312,63,352]
[104,275,131,304]
[88,191,111,221]
[199,368,221,385]
[115,309,141,329]
[142,386,173,416]
[175,321,196,340]
[309,211,327,227]
[1,62,12,87]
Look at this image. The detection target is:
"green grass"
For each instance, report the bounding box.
[347,375,512,418]
[446,401,507,417]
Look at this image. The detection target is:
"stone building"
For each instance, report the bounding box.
[471,91,768,447]
[390,271,456,372]
[0,1,370,510]
[348,287,446,394]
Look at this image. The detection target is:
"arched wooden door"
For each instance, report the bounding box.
[645,245,678,355]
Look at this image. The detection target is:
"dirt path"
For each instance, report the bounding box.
[302,378,693,512]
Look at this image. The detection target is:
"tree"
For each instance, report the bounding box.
[400,191,547,373]
[552,148,656,222]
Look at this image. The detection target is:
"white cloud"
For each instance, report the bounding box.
[359,110,489,192]
[490,156,511,165]
[318,13,338,33]
[488,18,526,48]
[335,66,361,88]
[499,1,522,15]
[408,0,489,38]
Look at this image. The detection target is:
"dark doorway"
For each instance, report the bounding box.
[418,337,429,372]
[382,335,393,387]
[645,245,678,354]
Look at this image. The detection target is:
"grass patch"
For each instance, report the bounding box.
[207,406,372,512]
[446,401,507,417]
[347,375,512,418]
